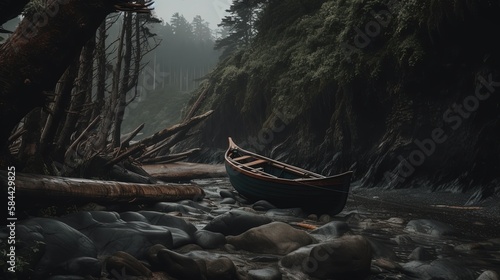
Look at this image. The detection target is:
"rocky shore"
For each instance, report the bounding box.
[2,177,499,280]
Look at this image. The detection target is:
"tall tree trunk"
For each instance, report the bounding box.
[39,60,80,158]
[55,37,96,156]
[112,12,133,147]
[92,21,107,120]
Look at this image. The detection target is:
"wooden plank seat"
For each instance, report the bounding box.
[243,159,266,167]
[233,155,253,162]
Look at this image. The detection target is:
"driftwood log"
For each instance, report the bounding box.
[0,171,205,203]
[143,162,227,181]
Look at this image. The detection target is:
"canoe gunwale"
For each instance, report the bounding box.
[224,137,353,185]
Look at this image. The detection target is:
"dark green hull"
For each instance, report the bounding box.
[224,138,352,215]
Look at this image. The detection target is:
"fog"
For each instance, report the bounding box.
[153,0,231,28]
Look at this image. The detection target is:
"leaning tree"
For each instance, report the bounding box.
[0,0,152,167]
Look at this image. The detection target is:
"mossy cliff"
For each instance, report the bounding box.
[177,0,500,200]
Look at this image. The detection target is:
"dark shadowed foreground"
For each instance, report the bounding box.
[2,174,499,280]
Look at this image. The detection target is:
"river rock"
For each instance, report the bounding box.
[105,251,152,277]
[156,248,205,280]
[119,211,150,222]
[220,197,237,204]
[219,189,235,198]
[204,257,237,280]
[139,211,197,247]
[248,267,282,280]
[367,238,398,260]
[54,257,102,278]
[402,259,476,280]
[154,202,206,214]
[305,235,373,279]
[203,209,272,236]
[179,200,212,212]
[405,219,456,237]
[195,229,226,249]
[408,246,432,261]
[394,234,413,245]
[253,200,278,211]
[226,222,314,255]
[17,218,97,279]
[477,270,500,280]
[310,221,350,240]
[265,208,305,218]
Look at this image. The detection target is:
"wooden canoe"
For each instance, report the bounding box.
[224,137,353,215]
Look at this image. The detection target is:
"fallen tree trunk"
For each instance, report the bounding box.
[143,162,227,181]
[130,110,213,155]
[140,148,201,164]
[0,171,205,203]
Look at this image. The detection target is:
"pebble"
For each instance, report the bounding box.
[248,267,283,280]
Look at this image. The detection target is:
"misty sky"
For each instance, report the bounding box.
[152,0,232,29]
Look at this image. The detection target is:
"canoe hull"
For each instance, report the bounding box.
[224,140,352,215]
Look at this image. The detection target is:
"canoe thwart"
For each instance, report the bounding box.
[242,159,266,167]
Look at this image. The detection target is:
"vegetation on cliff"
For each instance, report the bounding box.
[179,0,500,201]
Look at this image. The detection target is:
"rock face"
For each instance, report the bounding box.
[226,222,315,255]
[175,0,500,199]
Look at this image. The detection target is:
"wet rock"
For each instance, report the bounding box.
[248,267,282,280]
[367,238,398,260]
[281,236,372,278]
[253,200,278,211]
[279,244,315,270]
[306,235,373,279]
[394,235,413,245]
[250,255,281,262]
[82,220,174,257]
[310,221,350,240]
[157,248,204,280]
[386,217,405,224]
[195,229,226,249]
[179,200,212,212]
[55,257,101,278]
[154,202,205,214]
[265,208,305,218]
[319,214,331,223]
[220,197,237,204]
[105,251,152,277]
[307,214,318,221]
[203,209,272,236]
[372,258,402,272]
[17,218,97,279]
[176,244,204,254]
[454,242,486,252]
[477,270,500,280]
[204,257,237,280]
[402,259,476,280]
[219,190,235,198]
[139,211,197,247]
[408,246,432,261]
[405,219,456,237]
[119,211,149,222]
[146,244,168,269]
[227,222,314,255]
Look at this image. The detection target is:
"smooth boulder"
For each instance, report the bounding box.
[203,209,272,236]
[226,222,314,255]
